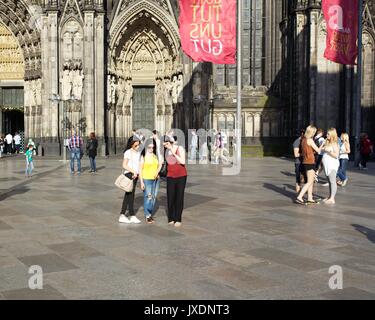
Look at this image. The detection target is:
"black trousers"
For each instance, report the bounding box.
[167,176,187,223]
[361,153,370,168]
[120,175,138,217]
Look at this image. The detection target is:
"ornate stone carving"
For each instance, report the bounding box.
[60,66,73,100]
[72,67,84,100]
[123,79,133,107]
[163,78,173,106]
[155,78,164,106]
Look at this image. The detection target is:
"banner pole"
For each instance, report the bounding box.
[355,0,363,167]
[236,0,242,167]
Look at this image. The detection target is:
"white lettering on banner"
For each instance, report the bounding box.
[191,39,223,56]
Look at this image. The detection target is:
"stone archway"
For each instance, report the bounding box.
[108,1,182,147]
[0,0,41,140]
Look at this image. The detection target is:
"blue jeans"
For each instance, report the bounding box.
[143,179,160,218]
[337,159,348,181]
[25,160,34,176]
[70,148,81,173]
[89,156,96,172]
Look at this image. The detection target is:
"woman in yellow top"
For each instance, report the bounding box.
[139,138,162,224]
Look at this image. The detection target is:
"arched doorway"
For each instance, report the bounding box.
[0,21,24,137]
[108,1,183,151]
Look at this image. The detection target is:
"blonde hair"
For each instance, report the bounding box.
[341,133,349,144]
[304,125,317,139]
[326,128,338,147]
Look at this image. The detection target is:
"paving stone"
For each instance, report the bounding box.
[18,254,79,274]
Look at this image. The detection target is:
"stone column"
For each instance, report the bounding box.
[49,12,59,141]
[41,15,50,139]
[95,12,105,155]
[308,9,319,125]
[295,12,308,129]
[84,11,95,136]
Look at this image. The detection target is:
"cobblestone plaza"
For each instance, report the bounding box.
[0,155,375,300]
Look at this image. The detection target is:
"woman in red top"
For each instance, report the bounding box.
[163,135,187,227]
[360,133,373,170]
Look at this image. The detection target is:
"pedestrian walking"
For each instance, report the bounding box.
[86,132,98,173]
[293,129,306,193]
[118,136,142,224]
[321,128,340,204]
[337,133,351,186]
[314,129,325,182]
[14,132,21,154]
[0,135,4,158]
[139,138,162,224]
[359,133,373,170]
[295,125,324,205]
[25,144,34,177]
[164,135,187,227]
[68,130,84,175]
[5,133,12,154]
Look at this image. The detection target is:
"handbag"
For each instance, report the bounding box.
[115,173,134,192]
[159,140,168,178]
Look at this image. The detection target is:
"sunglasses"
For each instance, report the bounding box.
[147,146,154,149]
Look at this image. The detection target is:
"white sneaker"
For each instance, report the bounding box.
[118,214,131,224]
[342,178,348,187]
[129,216,141,224]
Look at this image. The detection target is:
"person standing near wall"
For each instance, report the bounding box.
[68,130,83,175]
[86,132,98,173]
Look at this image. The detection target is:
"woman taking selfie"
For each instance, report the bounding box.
[163,135,187,227]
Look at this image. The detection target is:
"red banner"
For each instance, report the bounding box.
[178,0,236,64]
[322,0,359,65]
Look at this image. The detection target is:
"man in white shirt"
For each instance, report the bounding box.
[5,133,13,154]
[14,132,21,154]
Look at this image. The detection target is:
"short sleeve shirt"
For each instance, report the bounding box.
[124,149,140,174]
[293,137,301,164]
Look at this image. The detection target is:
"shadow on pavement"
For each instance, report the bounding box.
[352,224,375,244]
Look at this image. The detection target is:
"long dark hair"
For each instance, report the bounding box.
[124,136,139,153]
[141,138,157,158]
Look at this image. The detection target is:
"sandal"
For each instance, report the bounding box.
[294,198,305,205]
[306,200,319,204]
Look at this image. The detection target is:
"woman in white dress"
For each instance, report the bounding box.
[322,128,340,204]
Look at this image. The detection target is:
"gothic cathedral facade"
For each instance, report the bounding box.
[0,0,374,155]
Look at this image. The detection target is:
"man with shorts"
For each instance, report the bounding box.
[293,129,306,193]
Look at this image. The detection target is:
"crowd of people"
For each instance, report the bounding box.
[0,132,22,157]
[118,129,188,227]
[293,125,373,205]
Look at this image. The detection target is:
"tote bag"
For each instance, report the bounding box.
[115,173,133,192]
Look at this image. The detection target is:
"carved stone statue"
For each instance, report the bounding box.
[172,75,178,105]
[155,79,164,106]
[30,80,37,107]
[24,81,31,107]
[116,78,125,109]
[164,78,173,106]
[177,74,184,103]
[36,78,42,106]
[110,77,117,104]
[72,68,84,100]
[60,68,72,100]
[123,79,133,107]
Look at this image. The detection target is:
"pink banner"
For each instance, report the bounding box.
[322,0,359,65]
[178,0,236,64]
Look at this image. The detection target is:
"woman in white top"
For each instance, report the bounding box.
[119,137,142,224]
[337,133,351,186]
[321,128,340,204]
